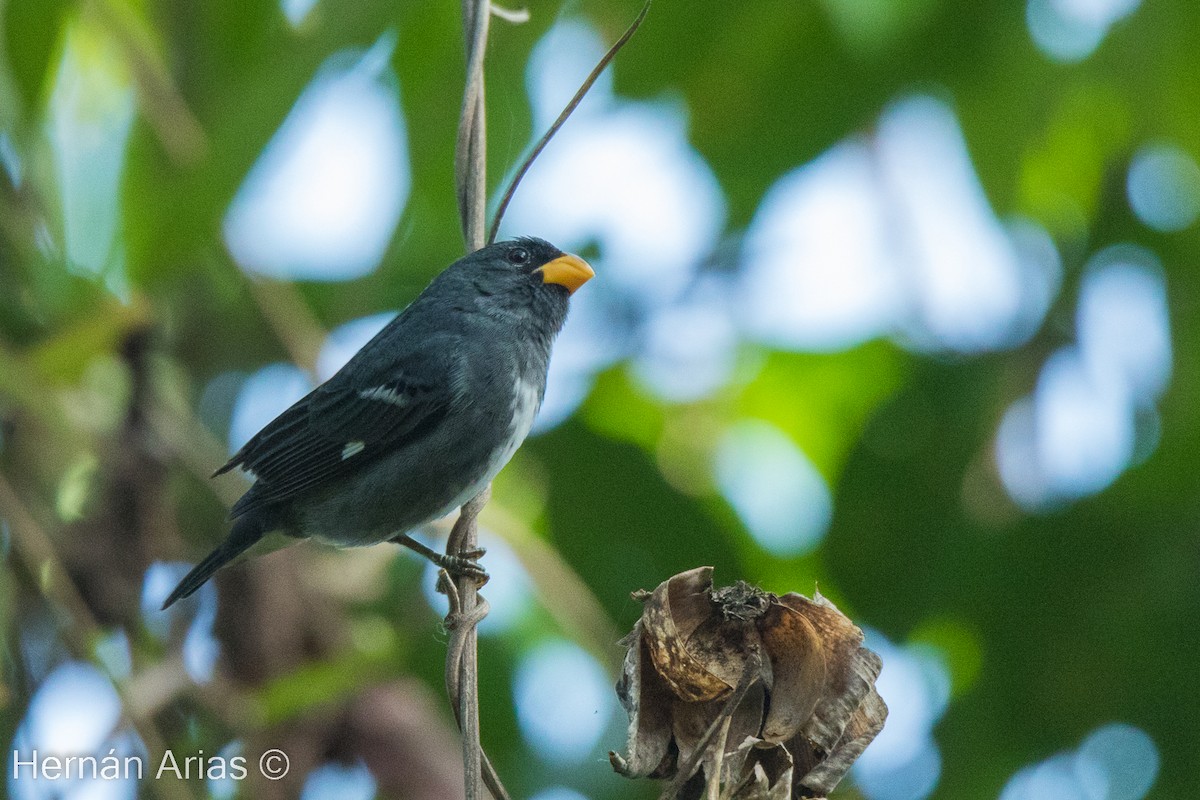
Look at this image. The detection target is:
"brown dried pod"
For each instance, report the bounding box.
[610,567,887,799]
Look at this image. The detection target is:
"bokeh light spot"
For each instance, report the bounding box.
[997,244,1169,510]
[1000,723,1158,800]
[740,140,901,351]
[855,744,941,800]
[1027,0,1140,62]
[996,397,1053,511]
[182,590,220,683]
[531,285,633,434]
[208,741,244,800]
[228,363,313,453]
[714,420,832,557]
[48,18,136,298]
[503,103,724,305]
[524,20,610,130]
[281,0,319,26]
[1036,347,1134,499]
[632,277,738,402]
[1004,218,1064,346]
[505,21,724,305]
[224,33,408,281]
[1077,246,1171,402]
[1001,752,1092,800]
[300,761,377,800]
[876,95,1026,352]
[317,312,397,380]
[22,662,121,756]
[1127,142,1200,231]
[1076,723,1159,800]
[141,562,220,683]
[743,97,1054,355]
[853,632,951,800]
[513,640,613,764]
[530,788,590,800]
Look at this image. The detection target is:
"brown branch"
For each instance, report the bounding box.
[86,0,207,166]
[0,476,199,800]
[487,0,652,244]
[244,277,328,377]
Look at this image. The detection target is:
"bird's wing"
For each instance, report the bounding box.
[217,348,458,516]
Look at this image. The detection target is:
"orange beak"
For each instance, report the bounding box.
[537,253,595,294]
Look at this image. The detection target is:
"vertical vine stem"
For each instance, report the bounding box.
[449,1,493,799]
[446,1,650,797]
[456,0,490,252]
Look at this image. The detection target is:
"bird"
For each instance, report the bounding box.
[161,237,594,610]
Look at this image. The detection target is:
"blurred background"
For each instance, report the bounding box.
[1,0,1196,798]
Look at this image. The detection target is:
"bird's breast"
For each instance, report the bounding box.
[496,375,541,469]
[442,374,541,514]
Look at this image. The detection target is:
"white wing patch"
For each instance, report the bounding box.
[342,441,365,460]
[358,386,410,407]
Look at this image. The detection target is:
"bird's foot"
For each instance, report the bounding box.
[390,534,490,585]
[434,550,490,585]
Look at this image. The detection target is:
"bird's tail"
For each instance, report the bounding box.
[161,514,267,610]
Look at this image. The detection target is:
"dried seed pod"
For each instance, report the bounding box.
[611,567,887,799]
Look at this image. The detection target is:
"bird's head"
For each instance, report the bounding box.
[461,237,594,301]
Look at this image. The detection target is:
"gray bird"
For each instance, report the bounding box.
[162,237,594,609]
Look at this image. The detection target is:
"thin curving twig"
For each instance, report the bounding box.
[487,0,652,244]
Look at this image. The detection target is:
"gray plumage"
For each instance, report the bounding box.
[162,237,591,609]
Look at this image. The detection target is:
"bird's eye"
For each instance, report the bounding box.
[508,247,531,266]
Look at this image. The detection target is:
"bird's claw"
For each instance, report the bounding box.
[389,534,489,585]
[435,550,490,586]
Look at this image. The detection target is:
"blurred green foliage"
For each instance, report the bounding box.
[1,1,1198,799]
